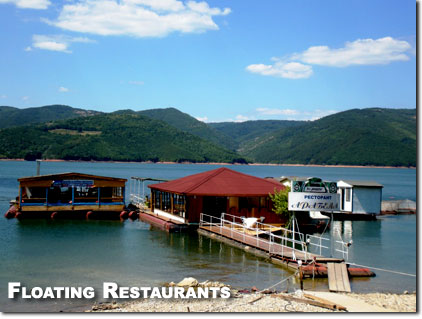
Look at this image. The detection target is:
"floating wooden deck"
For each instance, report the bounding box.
[199,224,319,262]
[198,213,375,283]
[138,210,190,232]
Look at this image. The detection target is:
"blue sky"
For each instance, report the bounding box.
[0,0,416,122]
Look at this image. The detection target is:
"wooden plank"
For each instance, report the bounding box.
[334,263,345,292]
[328,262,351,293]
[327,263,338,292]
[303,293,347,311]
[315,257,344,263]
[271,294,346,311]
[339,263,351,292]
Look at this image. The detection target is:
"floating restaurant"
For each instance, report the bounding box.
[5,172,126,219]
[5,168,378,289]
[142,167,289,228]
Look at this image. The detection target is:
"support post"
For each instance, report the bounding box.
[292,212,295,253]
[138,181,141,205]
[98,187,101,207]
[123,186,125,205]
[142,181,145,204]
[36,159,41,176]
[300,266,304,290]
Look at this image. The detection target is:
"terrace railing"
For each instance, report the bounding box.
[200,213,333,261]
[332,228,351,260]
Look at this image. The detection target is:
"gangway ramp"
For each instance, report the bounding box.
[327,262,351,292]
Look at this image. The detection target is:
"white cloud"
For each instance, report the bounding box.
[0,0,50,9]
[59,86,69,92]
[30,34,94,53]
[195,116,208,122]
[246,37,412,79]
[125,0,184,12]
[256,108,299,116]
[33,39,70,53]
[186,1,230,16]
[234,115,249,122]
[295,37,412,67]
[24,46,32,51]
[22,96,29,101]
[256,107,338,121]
[246,61,313,79]
[46,0,231,38]
[0,94,7,98]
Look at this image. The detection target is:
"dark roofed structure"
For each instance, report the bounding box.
[148,167,287,225]
[19,172,126,186]
[149,167,284,196]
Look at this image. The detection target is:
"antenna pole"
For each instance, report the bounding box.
[36,159,41,176]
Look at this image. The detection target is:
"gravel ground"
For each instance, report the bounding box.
[343,292,417,312]
[88,277,416,313]
[89,292,416,313]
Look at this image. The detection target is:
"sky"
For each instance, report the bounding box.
[0,0,416,122]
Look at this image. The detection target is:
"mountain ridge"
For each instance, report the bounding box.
[0,105,416,167]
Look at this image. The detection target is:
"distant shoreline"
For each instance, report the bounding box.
[0,158,415,169]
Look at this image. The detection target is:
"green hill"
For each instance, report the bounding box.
[139,107,237,150]
[209,120,304,150]
[0,104,100,129]
[0,105,415,166]
[240,108,416,167]
[0,113,246,163]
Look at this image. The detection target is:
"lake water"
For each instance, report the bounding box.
[0,161,416,312]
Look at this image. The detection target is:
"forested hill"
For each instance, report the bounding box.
[0,105,416,166]
[0,113,245,163]
[0,105,100,129]
[209,120,304,150]
[138,108,237,150]
[239,108,416,167]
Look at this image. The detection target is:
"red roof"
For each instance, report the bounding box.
[148,167,285,196]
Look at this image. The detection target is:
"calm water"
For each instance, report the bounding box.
[0,161,416,312]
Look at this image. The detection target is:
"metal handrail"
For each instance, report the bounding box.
[332,227,350,260]
[199,213,323,261]
[305,234,330,256]
[334,240,350,260]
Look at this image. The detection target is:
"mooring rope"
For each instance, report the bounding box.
[257,271,298,293]
[347,262,416,277]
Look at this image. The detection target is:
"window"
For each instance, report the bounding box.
[21,187,47,203]
[113,187,123,197]
[154,191,160,209]
[345,188,351,202]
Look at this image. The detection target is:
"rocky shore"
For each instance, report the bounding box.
[88,278,416,313]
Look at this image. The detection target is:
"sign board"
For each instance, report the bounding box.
[292,177,337,194]
[288,192,340,211]
[288,177,339,212]
[52,180,94,187]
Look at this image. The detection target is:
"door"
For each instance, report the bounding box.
[202,196,227,218]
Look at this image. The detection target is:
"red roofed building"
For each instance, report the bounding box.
[148,167,287,225]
